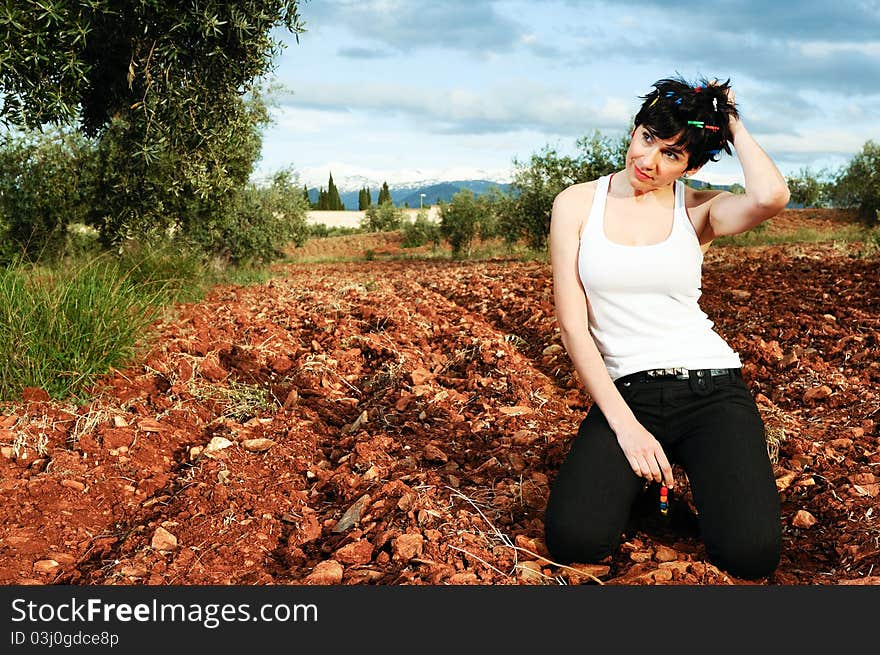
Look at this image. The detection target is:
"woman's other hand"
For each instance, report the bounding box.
[615,420,675,488]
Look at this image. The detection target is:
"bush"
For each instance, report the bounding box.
[439,190,483,258]
[502,131,627,250]
[361,202,404,232]
[786,167,832,208]
[0,129,93,264]
[401,210,441,248]
[832,140,880,225]
[186,168,309,267]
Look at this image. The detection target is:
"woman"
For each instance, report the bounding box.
[543,76,790,580]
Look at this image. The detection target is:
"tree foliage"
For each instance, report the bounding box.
[439,190,484,258]
[787,167,831,208]
[503,131,628,250]
[831,140,880,224]
[361,202,404,232]
[377,181,393,205]
[0,1,306,249]
[0,129,93,263]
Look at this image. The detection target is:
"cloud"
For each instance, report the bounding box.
[337,46,393,59]
[300,0,526,54]
[278,81,628,135]
[579,0,880,42]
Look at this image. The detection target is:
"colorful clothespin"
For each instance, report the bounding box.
[650,96,659,107]
[704,124,720,131]
[694,85,703,92]
[707,148,722,156]
[687,120,704,127]
[660,484,670,516]
[713,97,718,112]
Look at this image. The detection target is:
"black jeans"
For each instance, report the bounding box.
[544,368,782,580]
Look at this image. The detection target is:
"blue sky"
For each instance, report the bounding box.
[255,0,880,189]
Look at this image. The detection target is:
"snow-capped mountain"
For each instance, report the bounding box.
[293,163,514,193]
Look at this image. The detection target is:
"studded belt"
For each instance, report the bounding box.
[617,367,738,384]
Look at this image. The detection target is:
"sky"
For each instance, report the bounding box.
[254,0,880,190]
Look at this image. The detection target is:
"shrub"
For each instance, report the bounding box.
[401,210,441,248]
[0,129,93,264]
[439,190,483,258]
[362,202,404,232]
[832,140,880,225]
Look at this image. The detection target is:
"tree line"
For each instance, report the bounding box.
[1,0,877,267]
[302,177,393,210]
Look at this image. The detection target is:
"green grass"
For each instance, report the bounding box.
[0,243,282,403]
[0,256,167,401]
[712,223,877,248]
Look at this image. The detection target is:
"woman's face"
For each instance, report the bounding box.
[626,125,696,190]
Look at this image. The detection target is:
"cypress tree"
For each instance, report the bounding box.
[302,184,312,207]
[378,181,392,205]
[327,172,343,210]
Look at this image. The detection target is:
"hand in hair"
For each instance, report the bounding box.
[708,79,741,140]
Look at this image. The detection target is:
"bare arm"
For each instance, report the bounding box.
[701,91,790,240]
[550,184,674,487]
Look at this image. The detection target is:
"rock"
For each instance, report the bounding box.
[792,510,818,528]
[21,387,50,402]
[33,559,59,574]
[304,560,343,585]
[654,545,679,563]
[516,560,544,583]
[563,563,610,583]
[392,533,424,561]
[774,469,797,492]
[151,526,178,551]
[729,289,752,301]
[410,367,434,385]
[60,479,85,492]
[334,540,373,565]
[447,572,479,585]
[803,385,833,402]
[200,355,227,382]
[838,576,880,585]
[283,388,299,410]
[203,436,234,458]
[138,418,163,432]
[332,494,371,533]
[423,444,448,463]
[241,438,275,452]
[344,410,369,434]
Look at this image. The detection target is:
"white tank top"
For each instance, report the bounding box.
[577,173,741,380]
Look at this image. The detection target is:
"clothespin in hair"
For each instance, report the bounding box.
[687,120,704,127]
[704,125,720,131]
[713,97,718,112]
[707,149,722,156]
[649,96,659,107]
[694,85,703,92]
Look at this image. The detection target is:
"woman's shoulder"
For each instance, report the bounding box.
[553,179,600,211]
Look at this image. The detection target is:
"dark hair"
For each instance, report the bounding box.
[633,75,738,170]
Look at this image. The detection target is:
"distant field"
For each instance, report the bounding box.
[308,206,441,229]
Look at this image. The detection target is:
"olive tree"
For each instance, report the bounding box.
[0,1,306,248]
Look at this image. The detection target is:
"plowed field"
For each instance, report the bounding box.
[1,209,878,586]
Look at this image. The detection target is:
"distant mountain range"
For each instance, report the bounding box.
[303,176,741,209]
[306,179,513,209]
